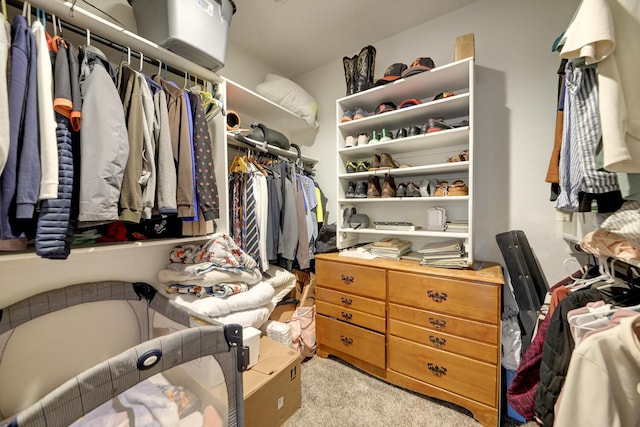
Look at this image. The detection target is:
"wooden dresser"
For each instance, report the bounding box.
[314,253,504,427]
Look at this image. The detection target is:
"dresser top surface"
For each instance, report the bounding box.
[315,253,504,285]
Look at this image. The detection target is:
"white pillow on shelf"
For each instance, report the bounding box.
[256,73,319,128]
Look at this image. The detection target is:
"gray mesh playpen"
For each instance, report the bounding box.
[0,281,248,427]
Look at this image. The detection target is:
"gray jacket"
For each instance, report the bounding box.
[78,45,129,224]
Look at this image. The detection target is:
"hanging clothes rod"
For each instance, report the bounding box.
[7,0,222,84]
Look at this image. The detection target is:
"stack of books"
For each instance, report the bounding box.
[417,238,469,268]
[445,220,469,233]
[365,238,412,259]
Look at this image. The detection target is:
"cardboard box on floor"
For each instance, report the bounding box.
[243,336,302,427]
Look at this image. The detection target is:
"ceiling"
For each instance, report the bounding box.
[227,0,480,78]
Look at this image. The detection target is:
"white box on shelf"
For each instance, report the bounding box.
[244,326,261,369]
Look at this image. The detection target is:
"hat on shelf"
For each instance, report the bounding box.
[401,57,436,78]
[375,102,398,115]
[399,98,422,109]
[374,63,408,86]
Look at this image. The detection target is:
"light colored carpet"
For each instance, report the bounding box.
[282,355,536,427]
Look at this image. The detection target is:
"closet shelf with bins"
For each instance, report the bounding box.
[336,58,474,259]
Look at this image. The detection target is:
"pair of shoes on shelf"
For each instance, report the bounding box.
[424,117,454,133]
[381,174,396,198]
[369,129,393,144]
[447,149,470,163]
[344,133,371,148]
[419,178,438,197]
[342,107,369,123]
[370,153,411,170]
[346,161,370,173]
[346,181,368,198]
[397,182,421,197]
[434,180,469,196]
[367,176,385,198]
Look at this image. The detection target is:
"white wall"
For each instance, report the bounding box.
[292,0,581,284]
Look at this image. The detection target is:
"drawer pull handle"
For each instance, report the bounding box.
[429,318,447,329]
[341,274,354,284]
[427,363,447,377]
[341,312,353,320]
[340,297,353,306]
[340,335,353,346]
[427,290,448,303]
[429,336,447,347]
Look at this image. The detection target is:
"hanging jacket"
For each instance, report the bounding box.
[533,288,603,426]
[0,14,38,250]
[35,116,74,259]
[77,45,129,224]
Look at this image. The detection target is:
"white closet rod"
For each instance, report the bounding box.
[20,0,222,84]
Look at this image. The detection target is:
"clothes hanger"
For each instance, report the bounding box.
[138,51,144,72]
[229,155,249,173]
[2,0,7,21]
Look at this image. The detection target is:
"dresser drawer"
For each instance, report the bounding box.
[388,319,497,364]
[388,303,498,345]
[317,288,385,317]
[316,260,386,299]
[388,272,499,324]
[317,300,385,333]
[316,314,385,369]
[389,336,497,407]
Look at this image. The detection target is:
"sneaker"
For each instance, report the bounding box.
[407,126,421,137]
[346,161,358,173]
[447,150,470,163]
[367,176,382,198]
[356,161,370,172]
[341,108,354,123]
[345,135,356,148]
[357,133,369,146]
[355,181,368,198]
[396,183,407,197]
[354,106,368,120]
[369,130,380,144]
[434,180,449,196]
[380,128,393,142]
[394,128,408,139]
[381,174,396,198]
[346,181,357,198]
[405,182,421,197]
[425,117,454,133]
[419,178,437,197]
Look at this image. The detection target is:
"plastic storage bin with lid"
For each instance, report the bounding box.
[130,0,237,71]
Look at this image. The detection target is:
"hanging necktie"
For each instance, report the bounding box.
[245,171,260,263]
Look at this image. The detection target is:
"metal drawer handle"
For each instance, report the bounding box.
[340,297,353,306]
[341,312,353,320]
[340,335,353,346]
[341,274,354,284]
[427,362,447,376]
[428,317,447,329]
[429,336,446,347]
[427,290,448,303]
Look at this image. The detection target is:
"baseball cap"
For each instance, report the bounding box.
[399,98,422,109]
[374,63,408,86]
[401,57,436,78]
[375,102,397,115]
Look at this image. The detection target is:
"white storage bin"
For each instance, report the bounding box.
[130,0,236,71]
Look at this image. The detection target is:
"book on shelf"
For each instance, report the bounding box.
[417,239,464,254]
[420,257,471,269]
[420,252,465,261]
[374,222,418,231]
[400,250,423,262]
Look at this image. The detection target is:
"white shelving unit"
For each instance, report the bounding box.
[336,58,475,261]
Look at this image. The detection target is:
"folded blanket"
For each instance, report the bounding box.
[166,283,248,298]
[214,307,271,329]
[264,265,296,288]
[170,234,260,273]
[172,281,275,317]
[159,265,263,286]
